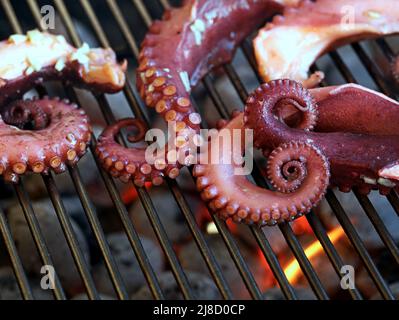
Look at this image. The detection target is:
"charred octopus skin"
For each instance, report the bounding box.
[0,30,126,183]
[254,0,399,88]
[244,80,399,196]
[95,0,299,186]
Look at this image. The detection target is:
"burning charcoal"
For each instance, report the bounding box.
[317,191,399,250]
[280,233,358,297]
[263,287,316,300]
[0,268,53,300]
[371,282,399,300]
[7,199,90,295]
[71,293,115,300]
[129,187,191,244]
[93,233,163,297]
[132,271,220,300]
[178,235,273,299]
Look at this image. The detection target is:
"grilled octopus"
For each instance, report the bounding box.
[0,30,126,183]
[194,80,399,226]
[95,0,399,226]
[254,0,399,87]
[96,0,300,186]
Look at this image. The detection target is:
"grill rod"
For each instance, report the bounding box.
[244,32,396,300]
[27,0,165,300]
[81,0,234,299]
[52,0,195,299]
[9,1,100,299]
[223,55,362,300]
[1,0,67,300]
[0,207,33,299]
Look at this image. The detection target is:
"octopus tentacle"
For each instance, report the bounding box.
[193,114,330,226]
[0,97,91,183]
[0,30,126,183]
[107,0,298,185]
[254,0,399,87]
[2,99,49,130]
[244,80,399,195]
[244,79,318,149]
[310,84,399,136]
[95,119,164,187]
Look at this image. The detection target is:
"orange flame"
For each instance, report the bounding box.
[292,217,313,235]
[284,226,345,284]
[121,182,152,204]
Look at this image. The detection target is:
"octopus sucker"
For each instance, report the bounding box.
[244,79,399,195]
[0,30,126,183]
[193,114,330,226]
[254,0,399,87]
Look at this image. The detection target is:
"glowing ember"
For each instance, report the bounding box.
[292,216,313,235]
[122,182,152,204]
[284,226,345,284]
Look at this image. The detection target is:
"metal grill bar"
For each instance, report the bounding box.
[14,183,66,299]
[325,191,395,299]
[317,52,395,299]
[0,0,397,301]
[81,0,236,299]
[68,167,130,299]
[306,212,363,300]
[42,175,99,299]
[28,0,165,299]
[55,0,194,299]
[0,207,33,300]
[326,46,399,298]
[4,0,100,300]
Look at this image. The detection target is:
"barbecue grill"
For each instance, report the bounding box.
[0,0,398,301]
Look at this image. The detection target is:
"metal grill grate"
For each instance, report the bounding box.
[0,0,398,301]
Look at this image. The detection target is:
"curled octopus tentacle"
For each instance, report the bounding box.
[0,97,91,183]
[193,114,330,226]
[95,119,168,187]
[244,79,399,195]
[96,0,298,185]
[0,30,126,183]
